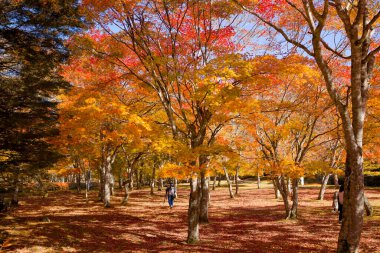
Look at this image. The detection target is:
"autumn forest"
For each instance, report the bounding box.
[1,0,380,252]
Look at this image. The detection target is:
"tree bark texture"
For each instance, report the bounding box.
[187,176,200,244]
[223,166,234,198]
[318,174,330,200]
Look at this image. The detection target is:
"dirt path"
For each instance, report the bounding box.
[1,183,379,252]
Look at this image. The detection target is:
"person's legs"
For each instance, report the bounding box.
[168,196,173,207]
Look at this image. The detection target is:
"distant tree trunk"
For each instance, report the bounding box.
[318,174,330,200]
[199,173,209,223]
[150,166,156,195]
[76,172,81,193]
[104,158,112,208]
[289,178,299,219]
[158,178,163,191]
[118,170,123,189]
[98,166,105,202]
[364,195,373,216]
[217,175,221,187]
[187,175,201,244]
[12,172,20,206]
[212,176,216,190]
[235,166,239,195]
[257,173,261,189]
[223,166,234,198]
[300,177,304,186]
[129,168,134,191]
[121,181,129,205]
[136,169,141,189]
[139,169,143,188]
[110,174,115,196]
[273,179,280,199]
[174,177,178,189]
[333,174,339,187]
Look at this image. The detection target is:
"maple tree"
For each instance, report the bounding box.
[235,0,380,251]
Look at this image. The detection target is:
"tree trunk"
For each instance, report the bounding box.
[364,195,373,216]
[257,173,261,189]
[150,166,156,195]
[217,175,221,187]
[110,173,114,196]
[103,156,112,208]
[187,176,200,244]
[199,173,209,223]
[121,182,129,205]
[98,166,105,202]
[337,152,364,253]
[212,176,216,190]
[158,178,163,191]
[275,176,290,217]
[300,177,304,186]
[136,169,141,189]
[235,166,239,195]
[76,172,81,193]
[289,178,299,219]
[333,174,339,187]
[318,174,330,200]
[12,172,20,206]
[129,168,134,191]
[273,179,280,199]
[223,166,234,198]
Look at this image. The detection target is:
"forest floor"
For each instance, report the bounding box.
[0,181,379,253]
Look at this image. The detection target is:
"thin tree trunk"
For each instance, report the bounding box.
[257,173,261,189]
[199,173,209,223]
[110,174,114,196]
[150,166,156,195]
[212,176,216,190]
[129,168,134,191]
[121,182,129,205]
[235,166,239,195]
[300,177,304,186]
[223,166,234,198]
[318,174,330,200]
[217,175,221,187]
[104,159,112,208]
[289,178,299,219]
[12,172,19,206]
[273,179,280,199]
[76,172,81,193]
[187,176,200,244]
[98,166,105,202]
[158,178,163,191]
[136,168,141,189]
[333,174,339,187]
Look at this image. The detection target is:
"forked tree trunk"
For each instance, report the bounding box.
[275,176,291,217]
[289,178,299,219]
[223,166,234,198]
[318,174,330,200]
[187,176,201,244]
[199,173,209,223]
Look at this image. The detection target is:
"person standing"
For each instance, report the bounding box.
[338,184,344,223]
[165,183,176,208]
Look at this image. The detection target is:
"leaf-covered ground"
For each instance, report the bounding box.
[1,181,379,252]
